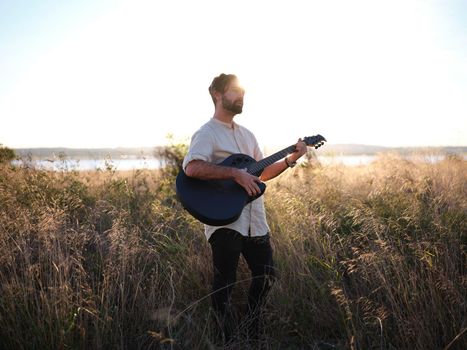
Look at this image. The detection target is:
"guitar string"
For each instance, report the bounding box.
[249,146,295,175]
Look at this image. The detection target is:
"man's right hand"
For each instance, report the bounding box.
[185,160,262,196]
[233,168,262,197]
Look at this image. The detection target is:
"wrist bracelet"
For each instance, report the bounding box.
[285,157,297,168]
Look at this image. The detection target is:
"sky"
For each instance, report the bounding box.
[0,0,466,149]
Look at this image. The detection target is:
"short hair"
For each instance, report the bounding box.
[208,73,238,105]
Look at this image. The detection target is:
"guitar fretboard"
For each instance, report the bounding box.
[248,145,296,176]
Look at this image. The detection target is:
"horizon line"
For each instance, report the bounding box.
[9,144,467,150]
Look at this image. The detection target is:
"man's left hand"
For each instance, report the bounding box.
[290,138,307,162]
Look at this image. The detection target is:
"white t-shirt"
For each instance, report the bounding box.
[182,117,270,241]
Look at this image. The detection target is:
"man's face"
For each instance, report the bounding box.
[221,81,245,114]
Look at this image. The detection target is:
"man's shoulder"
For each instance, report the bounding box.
[188,120,218,147]
[194,119,216,134]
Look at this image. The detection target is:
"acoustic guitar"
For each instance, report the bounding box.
[176,134,326,226]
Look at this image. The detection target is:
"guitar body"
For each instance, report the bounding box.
[176,154,266,226]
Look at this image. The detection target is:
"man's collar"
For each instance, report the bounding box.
[211,117,238,130]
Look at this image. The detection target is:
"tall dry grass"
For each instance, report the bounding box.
[0,153,465,349]
[265,154,466,349]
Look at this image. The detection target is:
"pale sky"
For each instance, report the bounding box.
[1,0,466,149]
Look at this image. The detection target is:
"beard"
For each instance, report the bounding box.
[222,95,243,114]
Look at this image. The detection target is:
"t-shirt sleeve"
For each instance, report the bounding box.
[182,128,214,171]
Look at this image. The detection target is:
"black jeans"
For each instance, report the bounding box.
[209,228,276,339]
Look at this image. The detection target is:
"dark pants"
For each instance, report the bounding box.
[209,228,276,341]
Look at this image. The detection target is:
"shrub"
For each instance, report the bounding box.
[0,144,15,164]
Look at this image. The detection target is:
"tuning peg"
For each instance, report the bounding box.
[314,141,325,149]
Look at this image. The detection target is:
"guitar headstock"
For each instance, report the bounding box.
[303,134,327,149]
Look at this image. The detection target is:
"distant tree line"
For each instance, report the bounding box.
[12,147,164,160]
[9,144,467,160]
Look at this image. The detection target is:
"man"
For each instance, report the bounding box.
[182,73,307,342]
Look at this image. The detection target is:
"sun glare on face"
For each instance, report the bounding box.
[227,85,245,95]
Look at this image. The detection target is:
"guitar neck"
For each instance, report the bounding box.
[248,145,296,176]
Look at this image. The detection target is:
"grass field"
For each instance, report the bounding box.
[0,150,465,349]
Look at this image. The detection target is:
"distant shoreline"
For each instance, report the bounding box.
[12,144,467,160]
[12,147,160,160]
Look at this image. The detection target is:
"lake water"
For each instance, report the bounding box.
[12,154,463,171]
[12,158,164,171]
